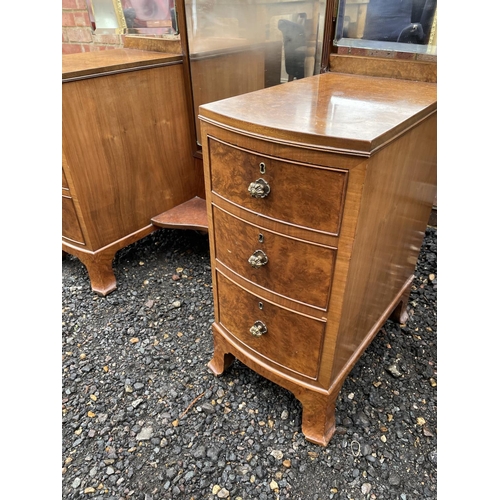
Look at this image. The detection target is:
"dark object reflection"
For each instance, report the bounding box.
[363,0,436,44]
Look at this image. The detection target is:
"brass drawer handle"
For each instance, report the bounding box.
[250,320,267,337]
[248,178,270,198]
[248,249,268,268]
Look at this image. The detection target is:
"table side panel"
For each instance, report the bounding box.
[331,113,437,378]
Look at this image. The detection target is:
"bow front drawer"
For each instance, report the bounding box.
[213,206,336,309]
[207,137,347,236]
[216,272,326,380]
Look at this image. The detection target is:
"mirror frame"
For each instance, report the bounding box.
[85,0,180,36]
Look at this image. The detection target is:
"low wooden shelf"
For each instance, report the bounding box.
[151,196,208,232]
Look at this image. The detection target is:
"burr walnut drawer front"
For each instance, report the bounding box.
[216,272,325,380]
[208,138,347,235]
[213,206,336,309]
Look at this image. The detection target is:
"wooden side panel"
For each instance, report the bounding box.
[331,113,437,378]
[193,156,207,199]
[62,62,200,250]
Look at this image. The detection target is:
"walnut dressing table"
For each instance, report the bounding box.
[199,72,437,446]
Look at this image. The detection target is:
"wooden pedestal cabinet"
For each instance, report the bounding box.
[62,49,205,296]
[199,72,437,446]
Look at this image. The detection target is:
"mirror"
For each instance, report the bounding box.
[333,0,437,56]
[180,0,328,145]
[85,0,179,35]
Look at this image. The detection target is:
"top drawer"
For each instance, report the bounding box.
[208,137,347,236]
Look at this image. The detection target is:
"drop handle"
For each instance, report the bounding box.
[250,320,267,337]
[248,178,270,198]
[248,250,268,268]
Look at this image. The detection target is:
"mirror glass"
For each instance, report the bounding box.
[86,0,179,35]
[333,0,437,56]
[183,0,327,144]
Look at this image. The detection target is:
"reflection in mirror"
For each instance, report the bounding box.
[183,0,327,145]
[334,0,437,55]
[86,0,179,35]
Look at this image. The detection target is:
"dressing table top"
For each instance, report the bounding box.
[62,49,182,81]
[199,72,437,155]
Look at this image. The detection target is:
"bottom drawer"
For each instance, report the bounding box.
[216,272,326,380]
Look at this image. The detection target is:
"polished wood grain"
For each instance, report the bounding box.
[329,54,437,83]
[63,62,196,248]
[330,113,437,380]
[123,36,182,54]
[151,196,208,232]
[199,72,437,154]
[200,72,437,446]
[62,48,182,81]
[62,51,202,295]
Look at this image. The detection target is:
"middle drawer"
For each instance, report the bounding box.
[213,205,336,310]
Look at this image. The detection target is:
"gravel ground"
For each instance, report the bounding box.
[62,225,437,500]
